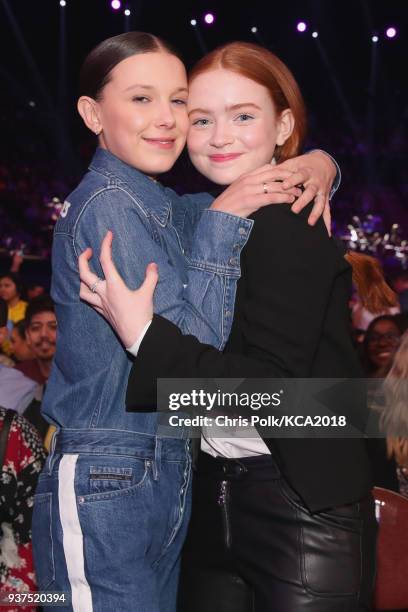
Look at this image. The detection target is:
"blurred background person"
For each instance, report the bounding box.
[349,254,400,339]
[362,314,402,379]
[0,274,27,357]
[0,408,46,610]
[381,331,408,498]
[14,296,56,387]
[9,320,35,364]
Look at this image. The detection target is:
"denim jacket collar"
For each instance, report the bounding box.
[89,148,171,226]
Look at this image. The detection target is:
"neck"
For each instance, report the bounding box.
[8,296,20,308]
[37,358,52,380]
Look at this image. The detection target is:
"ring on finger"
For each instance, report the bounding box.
[263,182,268,195]
[90,279,102,293]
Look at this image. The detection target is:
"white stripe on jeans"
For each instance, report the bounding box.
[58,454,93,611]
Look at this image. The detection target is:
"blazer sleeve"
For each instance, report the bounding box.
[126,204,339,409]
[235,204,338,376]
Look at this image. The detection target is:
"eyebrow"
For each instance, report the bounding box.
[124,84,188,94]
[189,102,261,116]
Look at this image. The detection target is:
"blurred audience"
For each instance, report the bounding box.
[14,296,56,386]
[362,315,403,378]
[380,331,408,498]
[0,274,27,356]
[0,408,46,609]
[9,320,35,363]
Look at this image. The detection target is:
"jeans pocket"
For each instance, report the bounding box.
[301,507,362,596]
[32,492,55,591]
[89,465,135,494]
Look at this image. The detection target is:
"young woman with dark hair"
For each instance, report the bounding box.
[0,273,27,356]
[79,42,376,611]
[32,33,336,610]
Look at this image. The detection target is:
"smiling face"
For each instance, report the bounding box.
[367,319,401,370]
[78,52,189,175]
[187,68,294,185]
[25,311,57,362]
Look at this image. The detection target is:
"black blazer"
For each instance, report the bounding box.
[126,203,373,512]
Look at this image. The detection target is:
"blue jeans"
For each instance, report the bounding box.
[32,429,192,612]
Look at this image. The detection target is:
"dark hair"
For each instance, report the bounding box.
[25,295,55,327]
[13,318,27,340]
[80,31,183,100]
[0,272,23,298]
[0,297,7,327]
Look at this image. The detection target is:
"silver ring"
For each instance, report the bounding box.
[263,182,268,195]
[90,279,102,293]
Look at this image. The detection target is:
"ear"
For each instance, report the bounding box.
[25,329,33,347]
[77,96,103,136]
[276,109,295,146]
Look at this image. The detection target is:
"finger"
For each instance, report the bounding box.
[99,230,124,285]
[78,248,101,287]
[140,263,159,297]
[247,167,297,185]
[291,184,318,213]
[322,201,332,235]
[253,192,298,209]
[79,281,104,308]
[307,193,327,226]
[281,169,311,190]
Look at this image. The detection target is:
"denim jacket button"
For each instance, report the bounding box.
[229,257,238,266]
[238,227,246,235]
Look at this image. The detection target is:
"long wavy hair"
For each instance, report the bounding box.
[381,331,408,439]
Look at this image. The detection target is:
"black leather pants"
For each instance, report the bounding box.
[178,452,377,612]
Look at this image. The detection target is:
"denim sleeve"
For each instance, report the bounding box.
[74,188,252,349]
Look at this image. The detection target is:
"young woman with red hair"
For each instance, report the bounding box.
[79,42,376,611]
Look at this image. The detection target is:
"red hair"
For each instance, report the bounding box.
[345,252,399,313]
[189,42,307,162]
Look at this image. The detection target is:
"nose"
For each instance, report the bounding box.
[209,120,234,148]
[155,101,176,130]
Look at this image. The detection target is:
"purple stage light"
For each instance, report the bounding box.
[111,0,121,10]
[297,21,307,32]
[204,13,215,25]
[385,27,397,38]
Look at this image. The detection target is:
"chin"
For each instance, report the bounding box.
[195,164,241,186]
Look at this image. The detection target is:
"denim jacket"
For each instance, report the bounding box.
[42,148,253,434]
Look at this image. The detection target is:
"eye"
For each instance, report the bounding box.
[172,98,187,106]
[235,113,254,122]
[191,118,211,127]
[132,96,150,103]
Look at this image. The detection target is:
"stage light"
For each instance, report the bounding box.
[124,8,130,16]
[251,26,258,33]
[204,13,215,25]
[372,35,379,43]
[385,27,397,38]
[59,0,66,6]
[312,31,319,38]
[111,0,121,10]
[190,19,197,26]
[297,21,307,33]
[28,101,36,107]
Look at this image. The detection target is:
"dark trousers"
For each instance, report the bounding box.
[178,452,377,612]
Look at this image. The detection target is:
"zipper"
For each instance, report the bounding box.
[218,480,231,549]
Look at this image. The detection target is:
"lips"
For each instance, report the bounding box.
[143,137,176,149]
[209,153,243,163]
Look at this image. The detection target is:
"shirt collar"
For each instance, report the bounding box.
[89,148,171,225]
